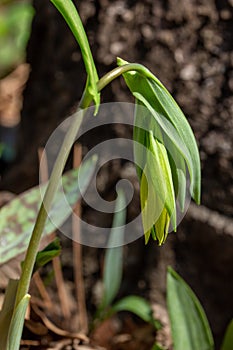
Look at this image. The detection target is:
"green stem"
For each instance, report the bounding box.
[97,63,150,91]
[14,88,91,307]
[14,63,145,308]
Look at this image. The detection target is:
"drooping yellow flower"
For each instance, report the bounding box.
[117,57,201,244]
[140,132,176,245]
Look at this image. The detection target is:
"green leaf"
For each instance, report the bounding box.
[0,155,97,265]
[7,294,30,350]
[0,3,34,76]
[134,92,191,188]
[133,101,151,180]
[151,343,166,350]
[50,0,100,113]
[0,279,19,349]
[112,295,161,329]
[0,279,30,350]
[32,237,61,273]
[117,57,201,204]
[167,140,187,212]
[167,267,214,350]
[221,319,233,350]
[101,190,126,308]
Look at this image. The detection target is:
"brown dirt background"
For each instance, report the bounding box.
[0,0,233,349]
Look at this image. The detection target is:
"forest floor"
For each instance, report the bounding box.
[0,0,233,349]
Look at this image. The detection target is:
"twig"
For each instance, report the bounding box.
[72,143,88,333]
[33,271,52,309]
[52,254,72,320]
[31,303,88,342]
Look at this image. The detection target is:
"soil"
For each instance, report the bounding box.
[0,0,233,349]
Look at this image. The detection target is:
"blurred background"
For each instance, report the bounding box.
[0,1,232,349]
[0,0,33,169]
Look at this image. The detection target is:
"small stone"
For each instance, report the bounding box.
[141,24,154,40]
[180,64,199,80]
[220,9,232,20]
[110,42,125,55]
[174,49,184,63]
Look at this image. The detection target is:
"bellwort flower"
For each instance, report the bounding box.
[117,58,201,244]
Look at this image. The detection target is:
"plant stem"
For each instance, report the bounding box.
[14,63,147,308]
[14,89,91,308]
[97,63,153,91]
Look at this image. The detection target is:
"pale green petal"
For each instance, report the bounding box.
[148,132,176,230]
[140,132,176,243]
[117,57,201,204]
[154,208,170,245]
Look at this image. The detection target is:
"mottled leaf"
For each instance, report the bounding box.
[0,155,97,265]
